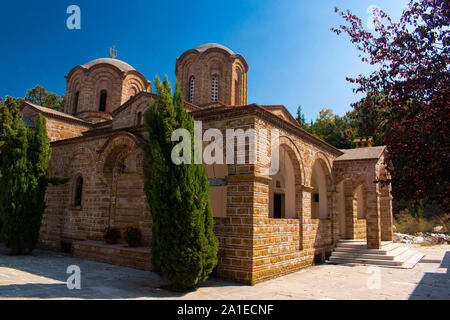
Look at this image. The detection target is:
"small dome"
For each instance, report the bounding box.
[82,58,135,73]
[194,43,235,55]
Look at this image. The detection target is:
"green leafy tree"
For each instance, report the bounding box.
[333,0,449,210]
[309,109,355,149]
[0,97,51,254]
[143,76,218,290]
[25,85,65,111]
[346,92,387,146]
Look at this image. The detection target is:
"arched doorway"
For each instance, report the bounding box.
[336,179,367,240]
[269,144,297,219]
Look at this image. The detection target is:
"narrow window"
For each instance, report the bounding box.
[74,177,83,206]
[235,68,241,105]
[73,91,79,114]
[99,90,107,112]
[211,75,219,102]
[189,76,195,103]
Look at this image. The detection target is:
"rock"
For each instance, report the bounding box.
[434,226,444,233]
[413,236,424,244]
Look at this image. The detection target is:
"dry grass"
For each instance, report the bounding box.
[394,211,449,235]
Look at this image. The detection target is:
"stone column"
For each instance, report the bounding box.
[216,168,258,285]
[301,185,314,251]
[365,183,382,249]
[380,183,394,241]
[343,180,355,239]
[329,189,339,244]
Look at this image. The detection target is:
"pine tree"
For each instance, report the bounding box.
[143,76,218,290]
[0,97,51,254]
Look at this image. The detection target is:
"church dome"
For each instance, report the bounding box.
[194,43,235,55]
[82,58,136,73]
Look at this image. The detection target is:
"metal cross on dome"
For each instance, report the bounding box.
[109,45,118,59]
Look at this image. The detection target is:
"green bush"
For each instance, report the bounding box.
[143,76,218,290]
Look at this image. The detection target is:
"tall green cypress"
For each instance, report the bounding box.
[0,97,51,254]
[143,76,218,290]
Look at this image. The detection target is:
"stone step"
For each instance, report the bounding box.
[328,255,403,266]
[402,251,425,269]
[333,243,408,256]
[334,243,403,255]
[331,246,410,261]
[327,242,424,269]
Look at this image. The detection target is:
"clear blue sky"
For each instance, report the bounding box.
[0,0,409,122]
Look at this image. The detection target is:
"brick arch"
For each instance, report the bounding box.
[68,146,96,170]
[66,71,85,114]
[97,132,142,186]
[310,152,333,188]
[279,135,305,185]
[123,76,146,100]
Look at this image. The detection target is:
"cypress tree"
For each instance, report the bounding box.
[143,76,218,290]
[0,97,51,254]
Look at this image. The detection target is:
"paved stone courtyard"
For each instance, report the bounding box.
[0,244,448,300]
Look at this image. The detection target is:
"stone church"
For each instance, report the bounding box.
[20,43,394,285]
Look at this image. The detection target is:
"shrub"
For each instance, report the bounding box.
[395,210,450,234]
[123,226,142,247]
[104,227,121,244]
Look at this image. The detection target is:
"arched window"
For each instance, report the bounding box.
[211,75,219,102]
[129,87,137,99]
[235,68,241,105]
[189,76,195,103]
[99,90,107,112]
[73,91,79,114]
[74,176,83,206]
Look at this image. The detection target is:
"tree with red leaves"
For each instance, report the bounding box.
[332,0,449,212]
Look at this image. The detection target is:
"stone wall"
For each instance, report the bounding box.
[39,129,152,250]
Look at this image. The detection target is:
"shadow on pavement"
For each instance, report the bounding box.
[0,245,240,299]
[409,251,450,300]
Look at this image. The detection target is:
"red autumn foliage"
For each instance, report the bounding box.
[333,0,449,211]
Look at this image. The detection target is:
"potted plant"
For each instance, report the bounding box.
[104,227,120,244]
[123,226,142,247]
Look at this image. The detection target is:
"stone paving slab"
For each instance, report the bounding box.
[0,244,448,300]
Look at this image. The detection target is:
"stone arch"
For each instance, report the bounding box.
[267,136,305,219]
[278,135,305,185]
[124,76,145,101]
[309,153,334,219]
[87,68,122,113]
[65,71,85,114]
[335,177,369,240]
[314,152,333,183]
[68,146,96,170]
[97,132,143,186]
